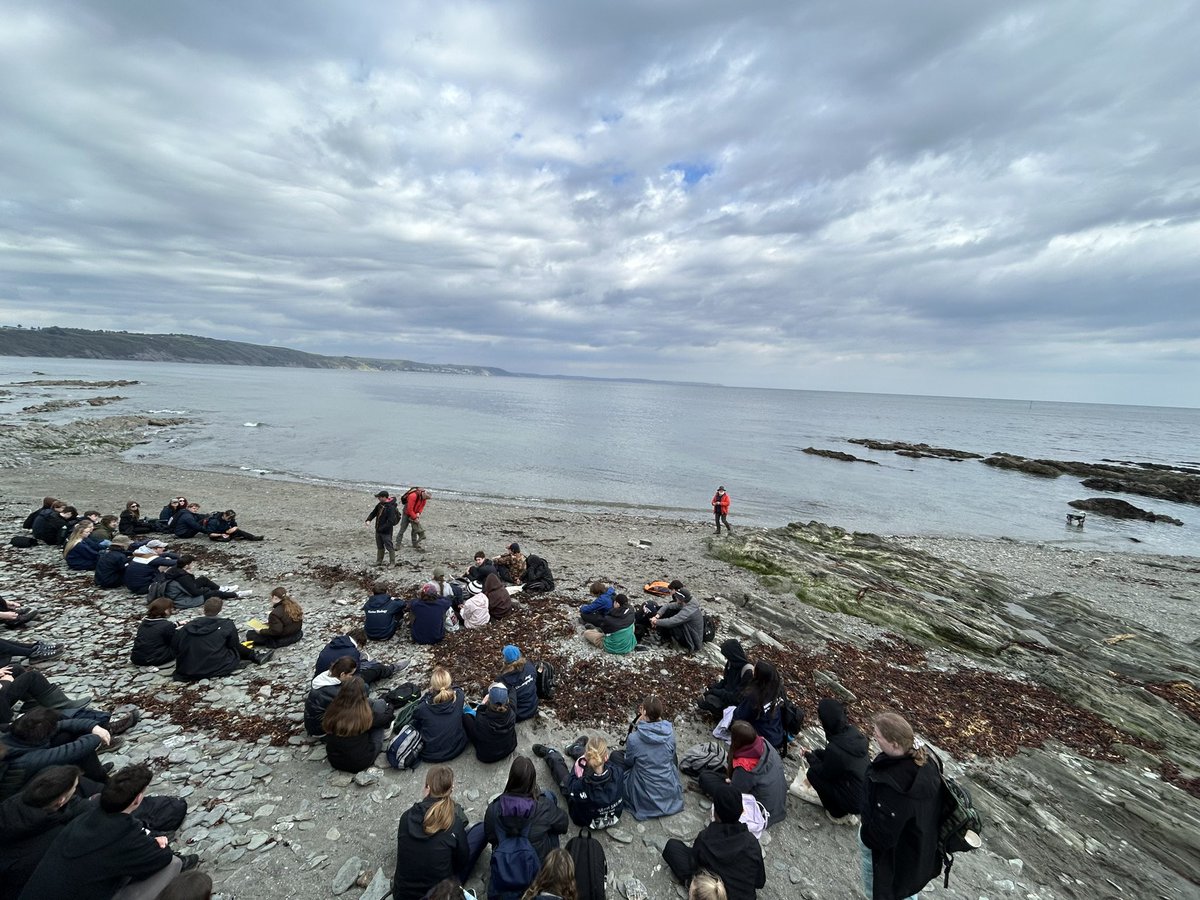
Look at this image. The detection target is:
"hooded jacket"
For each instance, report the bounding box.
[391,796,470,900]
[483,792,568,861]
[653,599,705,651]
[163,567,206,608]
[466,702,517,763]
[804,699,869,818]
[0,792,88,900]
[17,804,175,900]
[303,672,365,737]
[706,640,754,705]
[123,552,176,595]
[460,590,490,629]
[691,820,766,900]
[579,586,615,617]
[0,719,102,801]
[483,573,514,620]
[412,688,468,762]
[861,752,943,900]
[363,592,406,640]
[521,555,555,592]
[729,738,787,827]
[563,760,625,830]
[30,512,68,546]
[314,635,364,675]
[367,497,400,531]
[171,508,204,538]
[498,661,538,721]
[64,538,103,571]
[621,719,684,820]
[171,615,242,681]
[130,617,177,667]
[93,546,129,589]
[409,595,451,645]
[596,603,636,654]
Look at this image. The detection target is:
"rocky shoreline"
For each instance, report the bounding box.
[0,401,1197,899]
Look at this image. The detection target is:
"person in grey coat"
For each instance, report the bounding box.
[650,592,704,652]
[612,696,684,820]
[700,720,787,827]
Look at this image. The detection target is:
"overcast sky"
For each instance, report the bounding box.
[1,1,1197,406]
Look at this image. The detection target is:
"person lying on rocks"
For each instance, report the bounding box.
[130,599,180,668]
[0,705,135,800]
[0,665,90,726]
[363,582,407,641]
[532,735,625,831]
[320,676,393,774]
[461,683,517,764]
[462,550,497,584]
[19,763,199,900]
[582,593,636,655]
[162,555,245,610]
[171,597,273,681]
[313,628,401,685]
[94,535,131,589]
[63,521,103,571]
[244,587,303,648]
[609,695,684,821]
[790,698,868,826]
[496,645,538,720]
[203,509,264,542]
[0,596,40,630]
[170,502,207,539]
[698,720,786,829]
[0,635,65,666]
[579,580,616,628]
[648,587,705,652]
[662,781,766,900]
[412,667,468,764]
[21,497,58,531]
[118,501,155,536]
[733,662,786,755]
[123,541,179,595]
[493,542,526,584]
[697,640,754,718]
[409,582,452,645]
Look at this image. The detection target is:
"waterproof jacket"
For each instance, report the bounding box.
[804,699,869,818]
[0,791,88,900]
[367,498,400,531]
[466,703,517,763]
[93,546,129,589]
[163,568,206,607]
[706,640,754,705]
[30,512,68,546]
[65,538,103,571]
[691,821,766,900]
[483,792,569,861]
[171,615,242,680]
[482,573,513,620]
[460,591,490,628]
[303,672,368,737]
[621,719,684,820]
[521,555,555,592]
[598,604,636,655]
[712,490,730,514]
[314,635,364,675]
[563,762,624,830]
[733,692,786,751]
[654,600,705,651]
[413,688,468,762]
[579,586,615,617]
[410,595,451,644]
[401,489,427,519]
[0,719,102,801]
[259,604,302,641]
[498,661,538,721]
[392,796,470,900]
[17,804,175,900]
[861,752,942,900]
[171,509,204,538]
[117,511,153,536]
[130,618,177,666]
[363,592,406,640]
[123,554,176,595]
[729,739,787,827]
[324,727,383,773]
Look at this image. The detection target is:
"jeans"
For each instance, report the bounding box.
[859,830,919,900]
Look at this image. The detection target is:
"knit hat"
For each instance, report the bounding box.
[468,580,483,594]
[711,783,743,824]
[421,582,439,597]
[432,566,446,579]
[488,683,509,705]
[508,542,520,553]
[502,645,521,664]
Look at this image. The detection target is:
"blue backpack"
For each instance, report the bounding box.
[488,816,540,900]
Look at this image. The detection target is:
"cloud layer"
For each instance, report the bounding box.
[1,0,1197,405]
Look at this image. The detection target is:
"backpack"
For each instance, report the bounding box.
[780,698,804,736]
[566,827,607,900]
[378,502,400,530]
[488,817,540,900]
[702,613,717,643]
[937,767,984,887]
[535,661,557,700]
[679,741,729,777]
[642,580,672,596]
[146,573,169,602]
[9,534,37,548]
[384,683,422,731]
[386,724,424,769]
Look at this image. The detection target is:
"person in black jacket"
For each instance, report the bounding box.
[497,645,538,721]
[313,629,398,684]
[204,509,263,542]
[171,597,271,681]
[118,501,155,536]
[698,639,754,716]
[123,542,179,595]
[171,503,207,539]
[21,497,58,531]
[662,782,766,900]
[792,698,869,824]
[163,556,242,610]
[363,583,407,640]
[94,536,131,589]
[412,667,467,763]
[366,490,401,567]
[0,667,91,727]
[0,765,88,900]
[860,712,942,900]
[480,755,569,864]
[392,765,472,900]
[0,708,112,800]
[320,677,391,773]
[461,683,517,763]
[130,599,179,667]
[520,554,555,594]
[532,735,625,831]
[304,656,360,737]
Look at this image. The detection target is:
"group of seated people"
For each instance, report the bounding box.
[577,578,706,656]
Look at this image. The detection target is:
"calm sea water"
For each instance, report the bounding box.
[4,357,1198,556]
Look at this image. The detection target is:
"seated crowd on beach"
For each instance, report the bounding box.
[1,488,947,900]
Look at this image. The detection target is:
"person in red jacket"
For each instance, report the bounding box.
[711,486,731,535]
[398,488,430,552]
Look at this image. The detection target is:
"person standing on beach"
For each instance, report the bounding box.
[366,490,401,567]
[397,488,429,552]
[712,486,731,535]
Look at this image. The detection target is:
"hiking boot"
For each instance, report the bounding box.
[388,550,396,566]
[108,704,141,736]
[29,642,64,662]
[826,810,860,826]
[12,609,40,627]
[532,744,552,759]
[413,543,426,553]
[98,736,126,754]
[253,648,275,665]
[375,549,386,567]
[179,854,201,872]
[102,761,115,774]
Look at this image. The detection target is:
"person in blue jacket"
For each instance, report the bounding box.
[171,503,205,538]
[363,584,406,640]
[313,629,399,684]
[611,696,684,820]
[579,581,616,628]
[122,543,179,595]
[496,645,538,720]
[94,537,131,589]
[409,583,451,645]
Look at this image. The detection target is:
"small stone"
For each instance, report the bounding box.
[246,832,271,851]
[253,804,276,819]
[326,827,341,841]
[607,828,633,844]
[332,856,367,895]
[353,768,381,787]
[789,866,804,884]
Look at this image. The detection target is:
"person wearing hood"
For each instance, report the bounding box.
[532,735,625,831]
[482,572,515,620]
[462,683,517,764]
[171,597,272,681]
[478,755,569,871]
[94,536,131,589]
[582,593,636,655]
[496,645,538,720]
[700,721,787,828]
[392,765,471,900]
[699,640,754,715]
[521,554,555,594]
[130,598,179,667]
[122,541,178,595]
[662,782,766,900]
[366,490,401,567]
[791,699,869,824]
[313,629,398,684]
[413,667,468,763]
[18,763,196,900]
[859,712,942,900]
[610,696,684,820]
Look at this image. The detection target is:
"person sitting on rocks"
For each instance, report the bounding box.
[92,515,118,543]
[170,502,208,538]
[0,665,90,727]
[522,849,576,900]
[158,497,186,531]
[461,683,517,764]
[363,583,407,641]
[698,640,754,717]
[19,763,198,899]
[496,645,538,721]
[313,628,399,685]
[791,698,868,826]
[493,543,527,585]
[123,541,179,595]
[31,502,71,546]
[0,707,122,800]
[320,676,392,773]
[611,695,684,820]
[429,567,463,603]
[582,593,636,655]
[162,555,244,610]
[63,522,103,571]
[0,635,64,667]
[244,587,303,649]
[649,587,705,653]
[391,765,472,900]
[22,497,58,531]
[481,572,515,620]
[459,581,490,630]
[463,551,497,584]
[409,582,452,645]
[733,662,786,755]
[0,764,91,899]
[662,781,766,900]
[203,509,263,542]
[521,554,556,594]
[118,501,155,536]
[0,596,39,631]
[699,721,786,829]
[412,667,468,764]
[93,535,132,590]
[690,870,732,900]
[130,598,179,668]
[304,656,360,737]
[532,735,625,831]
[171,597,272,681]
[579,580,615,628]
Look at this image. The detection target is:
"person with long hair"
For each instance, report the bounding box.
[462,683,517,764]
[392,765,471,900]
[532,735,624,831]
[612,695,683,820]
[480,755,569,868]
[733,662,786,753]
[413,668,467,763]
[305,656,361,737]
[521,848,577,900]
[320,676,391,773]
[130,598,179,667]
[118,501,154,536]
[63,521,102,571]
[244,587,304,648]
[859,712,941,900]
[497,645,538,721]
[699,721,786,828]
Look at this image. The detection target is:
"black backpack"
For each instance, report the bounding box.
[702,613,717,643]
[9,534,37,548]
[378,502,400,530]
[566,827,607,900]
[934,754,984,887]
[146,573,169,602]
[780,697,805,736]
[535,661,557,700]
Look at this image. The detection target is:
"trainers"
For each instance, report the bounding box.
[179,854,201,871]
[826,810,860,826]
[108,704,141,736]
[236,590,254,598]
[98,736,125,754]
[532,744,551,759]
[29,642,64,662]
[13,609,40,627]
[219,585,239,593]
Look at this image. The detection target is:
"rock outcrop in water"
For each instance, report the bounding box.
[1070,497,1184,525]
[800,446,878,464]
[848,438,983,460]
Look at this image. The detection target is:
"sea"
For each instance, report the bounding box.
[3,357,1198,557]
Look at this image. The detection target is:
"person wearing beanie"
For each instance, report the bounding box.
[496,646,538,720]
[711,486,731,535]
[662,782,765,900]
[461,683,517,763]
[409,582,452,645]
[365,490,401,567]
[493,543,527,585]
